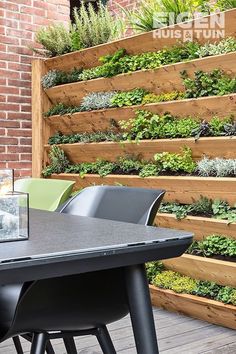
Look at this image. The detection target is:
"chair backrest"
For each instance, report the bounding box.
[14,178,75,211]
[59,186,165,226]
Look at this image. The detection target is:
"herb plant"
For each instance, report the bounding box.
[181,69,236,98]
[197,157,236,177]
[187,234,236,258]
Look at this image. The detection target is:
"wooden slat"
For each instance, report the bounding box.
[46,94,236,135]
[163,254,236,287]
[44,9,236,72]
[45,137,236,163]
[150,286,236,330]
[156,214,236,240]
[50,174,236,206]
[32,59,52,177]
[45,52,236,105]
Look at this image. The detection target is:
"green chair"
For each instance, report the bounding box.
[14,178,75,211]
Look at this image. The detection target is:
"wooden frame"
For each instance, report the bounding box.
[45,52,236,106]
[163,254,236,287]
[50,174,236,206]
[45,94,236,135]
[156,213,236,240]
[150,286,236,330]
[45,137,236,163]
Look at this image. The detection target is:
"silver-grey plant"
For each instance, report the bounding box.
[197,157,236,177]
[196,37,236,58]
[80,91,117,111]
[41,70,60,89]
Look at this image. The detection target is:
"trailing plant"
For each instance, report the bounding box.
[159,197,236,222]
[187,234,236,258]
[197,157,236,177]
[181,69,236,98]
[42,145,70,177]
[42,68,82,89]
[151,268,236,305]
[34,24,72,57]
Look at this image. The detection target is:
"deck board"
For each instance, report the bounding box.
[0,308,235,353]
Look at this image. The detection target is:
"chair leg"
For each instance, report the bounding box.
[96,325,116,354]
[13,336,24,354]
[30,333,47,354]
[63,337,78,354]
[22,334,55,354]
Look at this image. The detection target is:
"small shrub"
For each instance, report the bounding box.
[42,68,82,89]
[197,157,236,177]
[153,270,198,294]
[34,24,72,57]
[42,146,70,177]
[111,89,148,107]
[154,147,196,174]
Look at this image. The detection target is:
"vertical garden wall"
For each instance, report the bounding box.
[32,9,236,329]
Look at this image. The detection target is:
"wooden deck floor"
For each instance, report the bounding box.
[1,308,236,354]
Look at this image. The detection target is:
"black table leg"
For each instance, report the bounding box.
[125,264,159,354]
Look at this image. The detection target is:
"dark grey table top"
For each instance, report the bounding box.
[0,209,193,284]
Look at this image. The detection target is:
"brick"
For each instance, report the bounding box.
[7,96,31,104]
[0,128,6,135]
[8,129,32,137]
[0,69,20,79]
[20,153,32,161]
[0,2,19,12]
[0,120,20,128]
[8,79,31,88]
[21,6,45,17]
[0,103,20,112]
[0,86,19,95]
[20,138,32,145]
[8,162,32,169]
[0,137,18,145]
[20,105,31,112]
[0,35,19,45]
[7,112,31,120]
[8,145,31,153]
[21,121,31,129]
[0,154,19,161]
[0,146,6,153]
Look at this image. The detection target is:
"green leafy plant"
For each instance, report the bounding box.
[154,147,196,174]
[121,0,202,33]
[34,24,72,57]
[48,131,123,145]
[44,103,84,117]
[181,69,236,98]
[111,89,148,107]
[159,197,236,222]
[187,234,236,258]
[216,0,236,10]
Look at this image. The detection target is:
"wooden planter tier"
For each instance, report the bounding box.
[45,137,236,164]
[149,285,236,330]
[156,213,236,240]
[45,52,236,106]
[44,9,236,72]
[162,254,236,287]
[46,94,236,135]
[50,174,236,206]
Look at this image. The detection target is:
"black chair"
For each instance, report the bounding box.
[0,186,165,354]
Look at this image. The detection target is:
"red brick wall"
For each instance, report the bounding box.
[108,0,137,14]
[0,0,70,178]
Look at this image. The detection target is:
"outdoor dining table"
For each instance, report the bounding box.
[0,209,193,354]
